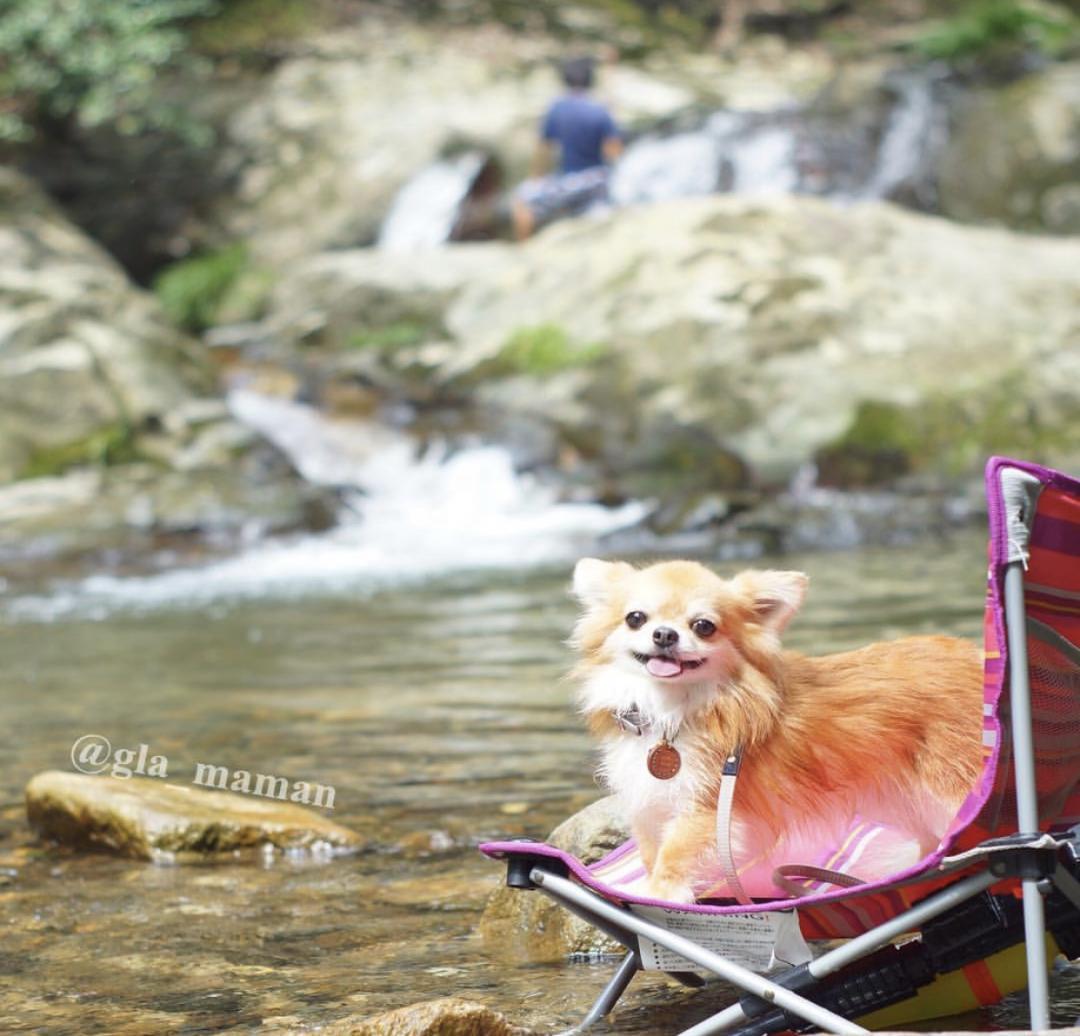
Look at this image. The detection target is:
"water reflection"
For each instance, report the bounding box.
[2,535,1077,1032]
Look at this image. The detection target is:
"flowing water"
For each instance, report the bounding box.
[4,531,1080,1034]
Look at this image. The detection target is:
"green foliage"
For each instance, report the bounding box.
[914,0,1078,61]
[153,244,249,333]
[491,324,608,376]
[0,0,217,143]
[20,423,140,480]
[348,321,432,352]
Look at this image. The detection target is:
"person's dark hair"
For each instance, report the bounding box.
[560,56,594,90]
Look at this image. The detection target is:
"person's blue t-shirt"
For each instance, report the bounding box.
[542,93,619,174]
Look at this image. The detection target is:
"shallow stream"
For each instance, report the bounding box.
[2,535,1079,1033]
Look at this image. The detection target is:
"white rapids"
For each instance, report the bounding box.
[6,392,647,619]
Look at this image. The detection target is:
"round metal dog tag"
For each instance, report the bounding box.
[646,740,681,780]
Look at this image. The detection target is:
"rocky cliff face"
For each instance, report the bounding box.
[5,13,1080,564]
[212,16,1080,272]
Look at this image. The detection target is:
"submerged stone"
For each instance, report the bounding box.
[319,997,530,1036]
[25,771,361,860]
[479,796,629,962]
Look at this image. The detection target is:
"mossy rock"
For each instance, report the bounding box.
[17,422,141,481]
[815,383,1080,488]
[814,401,919,487]
[937,62,1080,232]
[618,418,751,498]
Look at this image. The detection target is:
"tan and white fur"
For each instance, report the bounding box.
[571,559,984,903]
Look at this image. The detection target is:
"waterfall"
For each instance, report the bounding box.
[857,70,948,206]
[378,150,488,250]
[609,131,726,205]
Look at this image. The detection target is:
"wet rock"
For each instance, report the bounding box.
[543,794,631,863]
[25,771,361,861]
[316,997,530,1036]
[0,451,336,568]
[721,483,979,554]
[479,796,629,962]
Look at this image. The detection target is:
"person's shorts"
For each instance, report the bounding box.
[516,167,610,227]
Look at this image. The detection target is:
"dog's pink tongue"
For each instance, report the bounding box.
[646,656,682,678]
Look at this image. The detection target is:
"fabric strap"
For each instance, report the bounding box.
[714,746,865,903]
[772,864,866,898]
[715,748,752,905]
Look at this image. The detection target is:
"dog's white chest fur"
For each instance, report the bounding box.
[603,733,701,826]
[580,667,716,824]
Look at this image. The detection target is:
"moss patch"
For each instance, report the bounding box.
[486,323,608,378]
[153,244,252,334]
[19,423,140,481]
[348,321,433,352]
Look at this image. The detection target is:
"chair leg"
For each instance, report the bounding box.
[558,950,641,1035]
[1004,561,1051,1030]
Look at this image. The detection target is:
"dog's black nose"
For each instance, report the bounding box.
[653,626,678,648]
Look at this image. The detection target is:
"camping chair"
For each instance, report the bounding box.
[482,456,1080,1034]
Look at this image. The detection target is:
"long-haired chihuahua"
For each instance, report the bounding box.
[571,559,984,903]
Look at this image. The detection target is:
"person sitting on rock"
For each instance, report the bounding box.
[511,56,624,241]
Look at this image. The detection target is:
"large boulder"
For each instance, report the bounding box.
[25,770,361,860]
[938,62,1080,235]
[0,168,338,561]
[0,168,212,484]
[258,194,1080,497]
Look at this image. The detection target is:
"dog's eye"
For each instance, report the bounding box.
[691,618,717,638]
[625,611,647,630]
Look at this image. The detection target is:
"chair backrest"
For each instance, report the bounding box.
[951,457,1080,853]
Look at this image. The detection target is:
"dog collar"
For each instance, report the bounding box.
[615,705,648,736]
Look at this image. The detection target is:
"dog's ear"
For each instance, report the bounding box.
[572,558,633,606]
[741,570,808,633]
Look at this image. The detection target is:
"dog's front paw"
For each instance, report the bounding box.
[644,875,696,904]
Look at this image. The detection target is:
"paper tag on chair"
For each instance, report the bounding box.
[629,906,812,974]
